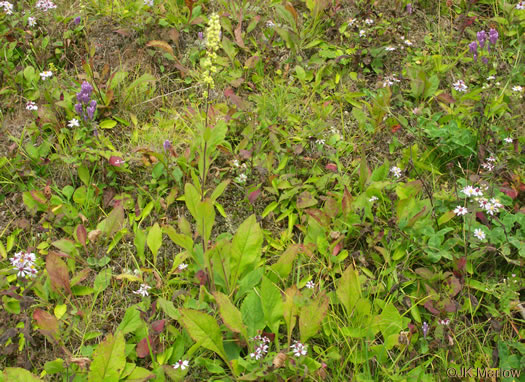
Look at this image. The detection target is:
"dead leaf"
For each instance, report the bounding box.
[46,251,71,295]
[33,309,59,341]
[273,352,287,368]
[224,87,246,109]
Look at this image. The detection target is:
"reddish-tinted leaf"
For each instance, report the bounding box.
[443,298,458,312]
[239,150,252,160]
[325,163,338,172]
[305,209,330,227]
[136,335,156,358]
[423,300,440,315]
[185,0,194,19]
[224,87,245,109]
[455,256,466,272]
[247,189,261,204]
[332,239,344,256]
[244,55,260,69]
[447,276,462,297]
[436,92,456,104]
[76,224,87,247]
[475,211,489,225]
[234,16,245,49]
[390,124,402,133]
[195,270,208,286]
[342,186,352,216]
[500,186,518,199]
[33,309,59,341]
[324,197,339,218]
[109,156,124,167]
[46,251,71,295]
[151,320,165,333]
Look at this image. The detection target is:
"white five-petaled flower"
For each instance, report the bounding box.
[177,262,188,271]
[385,46,396,51]
[517,1,525,10]
[26,101,38,111]
[143,0,153,6]
[68,118,79,128]
[403,39,413,46]
[133,284,151,297]
[454,206,468,216]
[235,173,247,183]
[348,18,356,26]
[438,319,450,326]
[390,166,402,178]
[473,228,486,241]
[315,138,325,145]
[365,18,374,25]
[369,196,379,202]
[512,85,523,92]
[453,80,468,92]
[486,75,496,81]
[35,0,57,11]
[0,1,14,14]
[461,185,483,197]
[481,162,494,171]
[290,341,307,357]
[359,30,366,37]
[40,71,53,80]
[504,137,513,143]
[305,281,315,289]
[173,360,189,370]
[28,16,36,26]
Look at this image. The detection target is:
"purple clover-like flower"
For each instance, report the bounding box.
[468,41,478,61]
[488,28,498,46]
[163,139,172,152]
[482,57,488,65]
[86,100,97,120]
[74,16,81,25]
[75,81,96,120]
[198,31,204,40]
[406,3,413,14]
[477,30,487,48]
[422,321,429,338]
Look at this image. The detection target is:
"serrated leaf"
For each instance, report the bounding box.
[178,309,228,364]
[299,293,329,343]
[214,292,248,342]
[88,332,126,382]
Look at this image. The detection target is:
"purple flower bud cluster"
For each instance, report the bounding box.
[470,28,498,64]
[74,81,97,121]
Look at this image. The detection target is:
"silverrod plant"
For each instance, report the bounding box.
[0,0,524,381]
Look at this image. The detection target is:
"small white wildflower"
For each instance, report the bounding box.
[481,162,494,171]
[383,74,400,87]
[504,137,513,143]
[235,173,247,183]
[453,206,468,216]
[232,159,239,167]
[35,0,57,11]
[390,166,402,178]
[26,101,38,111]
[173,360,189,370]
[266,21,275,28]
[305,281,315,289]
[438,319,450,326]
[453,80,468,92]
[315,138,325,145]
[290,341,307,357]
[369,196,379,202]
[473,228,486,241]
[9,251,38,279]
[512,85,523,92]
[39,71,53,80]
[68,118,79,127]
[143,0,153,6]
[133,284,151,297]
[365,18,374,25]
[485,203,498,215]
[403,39,413,46]
[359,30,366,37]
[0,1,14,15]
[177,262,188,271]
[348,18,356,26]
[28,16,36,26]
[461,185,483,197]
[517,1,525,10]
[486,75,496,81]
[385,46,396,51]
[486,156,496,162]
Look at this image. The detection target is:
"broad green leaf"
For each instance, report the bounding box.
[94,268,112,294]
[283,287,299,345]
[99,119,117,129]
[210,179,230,203]
[299,293,329,343]
[230,215,263,288]
[184,183,200,221]
[270,244,300,279]
[178,309,228,364]
[2,368,42,382]
[163,225,193,251]
[336,264,361,315]
[438,210,456,225]
[157,297,180,320]
[214,292,248,342]
[196,198,215,243]
[51,239,78,256]
[147,223,163,265]
[54,304,67,320]
[134,227,146,265]
[259,276,283,334]
[372,303,408,350]
[98,205,125,236]
[241,291,265,337]
[125,366,155,381]
[88,332,126,382]
[117,307,143,335]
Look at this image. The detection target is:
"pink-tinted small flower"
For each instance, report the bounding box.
[305,280,315,289]
[473,228,486,241]
[517,1,525,10]
[454,206,468,216]
[453,80,468,92]
[438,319,450,326]
[133,284,151,297]
[26,101,38,111]
[504,137,513,143]
[290,341,307,357]
[173,360,189,370]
